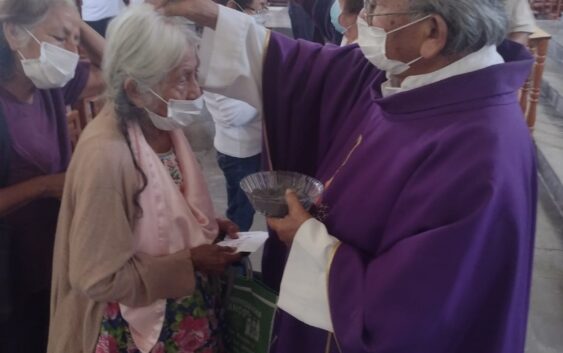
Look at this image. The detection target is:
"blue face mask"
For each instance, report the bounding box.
[330,0,346,34]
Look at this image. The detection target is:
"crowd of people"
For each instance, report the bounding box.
[0,0,539,352]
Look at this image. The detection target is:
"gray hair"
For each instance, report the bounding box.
[0,0,76,80]
[408,0,508,55]
[103,4,200,119]
[102,4,200,218]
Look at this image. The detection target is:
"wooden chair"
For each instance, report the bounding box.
[66,95,105,151]
[520,27,552,132]
[66,109,82,151]
[529,0,563,19]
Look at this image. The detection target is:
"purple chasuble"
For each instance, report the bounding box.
[0,62,90,294]
[261,35,536,353]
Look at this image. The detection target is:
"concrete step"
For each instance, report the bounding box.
[535,98,563,219]
[537,20,563,71]
[541,58,563,117]
[532,21,563,117]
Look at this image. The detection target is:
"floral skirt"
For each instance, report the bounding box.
[95,273,223,353]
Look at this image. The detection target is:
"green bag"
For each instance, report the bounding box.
[224,273,278,353]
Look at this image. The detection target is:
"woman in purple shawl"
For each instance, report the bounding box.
[0,0,105,351]
[153,0,537,352]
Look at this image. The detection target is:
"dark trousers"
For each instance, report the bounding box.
[0,290,50,353]
[216,152,261,231]
[288,2,315,40]
[85,17,113,37]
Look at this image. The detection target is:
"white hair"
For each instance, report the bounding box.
[101,4,201,218]
[408,0,508,55]
[103,4,200,110]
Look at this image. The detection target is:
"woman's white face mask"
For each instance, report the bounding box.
[357,15,431,75]
[18,29,79,89]
[145,90,210,131]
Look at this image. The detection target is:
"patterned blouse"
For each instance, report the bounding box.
[94,149,223,353]
[158,148,184,188]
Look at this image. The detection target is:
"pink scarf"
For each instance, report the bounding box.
[119,123,218,353]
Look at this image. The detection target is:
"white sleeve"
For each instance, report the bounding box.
[198,5,269,112]
[277,218,340,332]
[505,0,536,34]
[203,92,259,127]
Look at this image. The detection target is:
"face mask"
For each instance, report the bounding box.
[252,12,268,26]
[18,29,79,89]
[357,15,431,75]
[330,1,346,34]
[232,1,268,26]
[145,90,207,131]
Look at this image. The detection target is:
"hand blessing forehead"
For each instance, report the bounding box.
[145,0,193,18]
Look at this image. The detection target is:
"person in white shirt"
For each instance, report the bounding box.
[81,0,125,36]
[205,92,261,231]
[505,0,536,45]
[205,0,265,231]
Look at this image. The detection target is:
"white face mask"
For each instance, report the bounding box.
[18,29,79,89]
[252,12,268,26]
[145,90,208,131]
[357,15,431,75]
[232,1,268,26]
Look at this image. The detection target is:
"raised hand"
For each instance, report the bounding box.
[147,0,219,28]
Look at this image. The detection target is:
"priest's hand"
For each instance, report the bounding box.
[148,0,220,29]
[267,189,313,246]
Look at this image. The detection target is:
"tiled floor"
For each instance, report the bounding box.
[526,179,563,353]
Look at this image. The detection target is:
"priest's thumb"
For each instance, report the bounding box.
[285,189,305,215]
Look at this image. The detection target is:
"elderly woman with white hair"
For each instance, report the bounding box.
[153,0,537,352]
[0,0,104,351]
[48,5,241,353]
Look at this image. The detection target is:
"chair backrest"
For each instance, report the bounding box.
[529,0,562,19]
[66,109,82,151]
[519,26,552,132]
[66,95,105,151]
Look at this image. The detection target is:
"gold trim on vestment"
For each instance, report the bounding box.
[324,134,363,190]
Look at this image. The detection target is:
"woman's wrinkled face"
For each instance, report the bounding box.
[17,4,81,60]
[148,47,201,117]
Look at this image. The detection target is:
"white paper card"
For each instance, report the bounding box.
[217,231,269,253]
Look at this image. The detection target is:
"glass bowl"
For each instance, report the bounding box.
[240,171,324,218]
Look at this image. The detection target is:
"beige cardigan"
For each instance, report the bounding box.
[48,108,197,353]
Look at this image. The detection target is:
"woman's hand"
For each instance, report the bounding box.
[77,21,106,99]
[190,244,242,275]
[147,0,220,29]
[38,173,66,199]
[216,217,239,241]
[267,189,312,247]
[0,173,66,217]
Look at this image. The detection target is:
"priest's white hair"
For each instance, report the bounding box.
[409,0,508,55]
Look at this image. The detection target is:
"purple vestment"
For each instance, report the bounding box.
[0,62,90,295]
[261,34,536,353]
